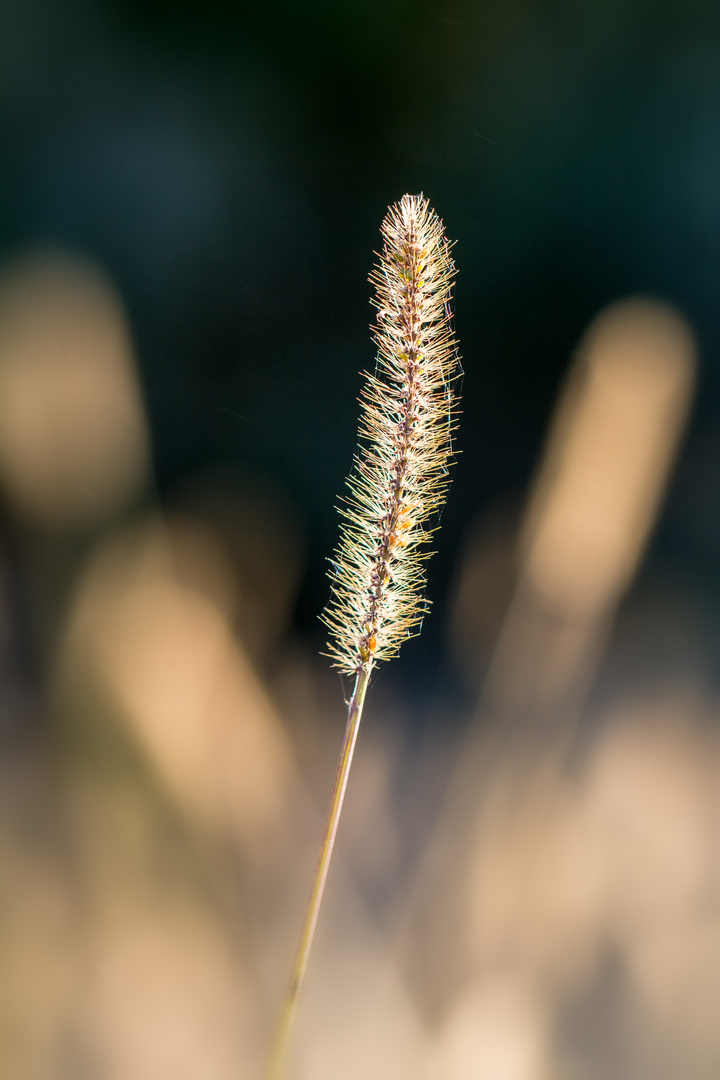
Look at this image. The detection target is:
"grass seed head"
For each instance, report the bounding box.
[322,193,461,675]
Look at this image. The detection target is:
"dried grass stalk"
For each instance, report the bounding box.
[268,193,460,1079]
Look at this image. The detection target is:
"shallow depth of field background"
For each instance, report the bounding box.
[2,2,720,1078]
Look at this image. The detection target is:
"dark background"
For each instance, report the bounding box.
[4,0,720,683]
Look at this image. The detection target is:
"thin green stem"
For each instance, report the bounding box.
[267,662,373,1080]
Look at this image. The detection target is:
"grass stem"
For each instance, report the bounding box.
[267,662,372,1080]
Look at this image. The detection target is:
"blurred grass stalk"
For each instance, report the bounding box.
[486,297,697,734]
[268,194,460,1078]
[402,296,697,1023]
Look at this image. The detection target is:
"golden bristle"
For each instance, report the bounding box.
[322,193,461,674]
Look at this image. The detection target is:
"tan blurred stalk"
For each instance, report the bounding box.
[487,298,696,730]
[399,297,697,1024]
[50,513,430,1079]
[55,516,300,871]
[0,251,150,528]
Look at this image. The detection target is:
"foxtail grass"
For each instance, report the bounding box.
[268,193,460,1079]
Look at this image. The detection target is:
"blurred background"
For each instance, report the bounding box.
[2,1,720,1077]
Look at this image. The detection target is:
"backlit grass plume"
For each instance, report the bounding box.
[268,193,460,1079]
[323,193,460,672]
